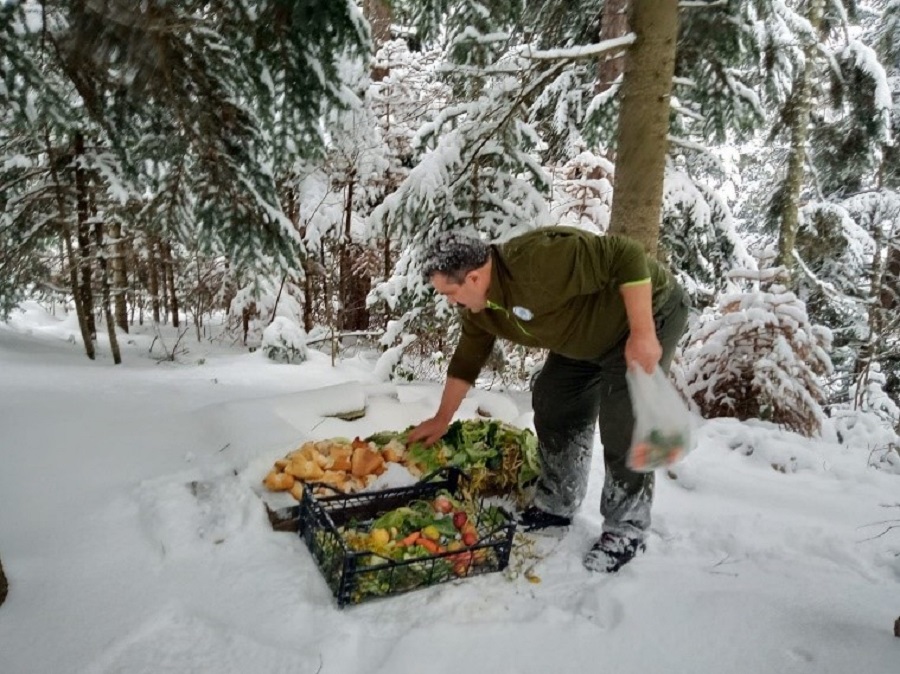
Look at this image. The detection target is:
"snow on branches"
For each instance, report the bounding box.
[681,271,833,437]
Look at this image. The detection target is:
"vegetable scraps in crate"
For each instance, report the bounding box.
[299,471,515,606]
[263,419,541,501]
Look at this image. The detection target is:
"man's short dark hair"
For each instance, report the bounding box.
[421,231,490,284]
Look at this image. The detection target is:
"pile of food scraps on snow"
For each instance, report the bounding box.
[262,419,541,502]
[262,436,404,499]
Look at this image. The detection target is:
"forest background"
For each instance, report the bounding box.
[2,0,899,458]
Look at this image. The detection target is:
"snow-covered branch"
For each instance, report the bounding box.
[521,35,635,62]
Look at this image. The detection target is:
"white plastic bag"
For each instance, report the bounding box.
[625,366,694,473]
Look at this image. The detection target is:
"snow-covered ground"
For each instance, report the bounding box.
[1,303,898,674]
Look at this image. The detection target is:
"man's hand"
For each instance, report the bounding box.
[625,331,662,374]
[408,416,451,446]
[620,280,661,373]
[408,377,471,445]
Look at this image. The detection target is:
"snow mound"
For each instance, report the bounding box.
[84,607,308,674]
[136,471,261,556]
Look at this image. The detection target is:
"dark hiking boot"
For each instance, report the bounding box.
[583,532,646,573]
[518,506,572,532]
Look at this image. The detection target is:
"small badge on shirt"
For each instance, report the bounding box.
[512,306,533,321]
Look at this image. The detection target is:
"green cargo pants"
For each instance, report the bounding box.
[531,283,691,538]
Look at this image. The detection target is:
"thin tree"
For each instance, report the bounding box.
[775,0,825,275]
[108,221,129,332]
[92,217,122,364]
[0,553,7,607]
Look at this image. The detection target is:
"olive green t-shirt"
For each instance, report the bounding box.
[446,227,673,383]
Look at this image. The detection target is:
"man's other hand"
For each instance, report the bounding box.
[407,416,451,446]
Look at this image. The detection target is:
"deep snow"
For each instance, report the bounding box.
[0,303,898,674]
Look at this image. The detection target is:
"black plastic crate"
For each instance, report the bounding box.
[297,469,517,607]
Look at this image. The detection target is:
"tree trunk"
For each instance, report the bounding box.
[161,241,179,328]
[131,244,144,326]
[0,553,7,607]
[45,130,94,359]
[339,177,355,331]
[73,132,96,339]
[63,225,96,359]
[596,0,630,94]
[108,221,129,332]
[365,0,392,81]
[364,0,392,51]
[148,237,161,324]
[345,246,372,331]
[303,260,314,333]
[776,0,824,274]
[856,218,898,387]
[321,246,332,337]
[383,234,392,281]
[607,0,680,256]
[159,241,169,324]
[879,237,900,311]
[92,219,122,364]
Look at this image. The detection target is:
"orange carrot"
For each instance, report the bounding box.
[400,531,421,546]
[629,442,650,470]
[416,538,442,554]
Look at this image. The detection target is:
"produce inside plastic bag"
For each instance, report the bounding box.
[625,366,694,472]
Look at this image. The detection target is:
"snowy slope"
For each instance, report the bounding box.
[0,306,898,674]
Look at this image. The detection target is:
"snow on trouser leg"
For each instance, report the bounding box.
[594,347,656,538]
[532,422,595,518]
[595,282,689,539]
[531,352,604,518]
[599,471,654,538]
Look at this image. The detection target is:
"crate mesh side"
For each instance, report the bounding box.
[297,469,516,607]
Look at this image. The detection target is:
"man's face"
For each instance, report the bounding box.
[431,271,488,312]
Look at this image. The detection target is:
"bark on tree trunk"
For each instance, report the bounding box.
[383,234,392,281]
[364,0,392,51]
[345,246,371,331]
[607,0,680,256]
[321,246,332,344]
[303,260,314,333]
[0,553,7,607]
[339,177,355,331]
[161,241,179,328]
[45,130,94,359]
[108,221,129,332]
[855,220,898,385]
[74,132,96,339]
[93,219,122,364]
[148,237,161,324]
[880,238,900,311]
[129,243,142,325]
[63,225,96,359]
[776,0,824,274]
[596,0,630,94]
[159,242,169,325]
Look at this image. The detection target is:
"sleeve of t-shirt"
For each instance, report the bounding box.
[576,233,651,291]
[446,315,496,384]
[604,235,651,285]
